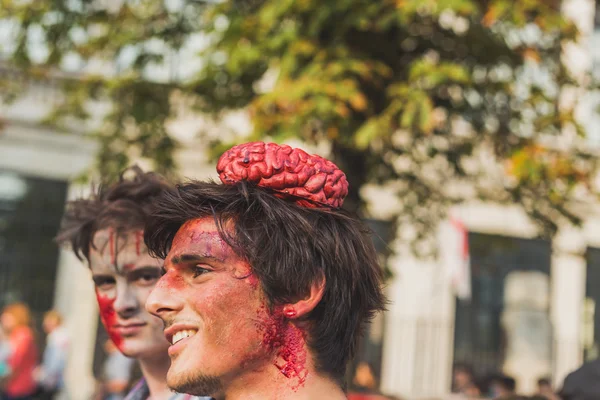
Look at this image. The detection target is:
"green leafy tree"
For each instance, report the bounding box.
[1,0,595,253]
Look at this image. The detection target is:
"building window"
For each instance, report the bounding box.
[454,234,551,384]
[0,171,68,325]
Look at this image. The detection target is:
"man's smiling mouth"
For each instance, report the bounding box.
[170,329,198,345]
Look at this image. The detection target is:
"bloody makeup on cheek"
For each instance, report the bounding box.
[160,270,187,292]
[231,260,260,290]
[96,291,123,349]
[244,273,260,289]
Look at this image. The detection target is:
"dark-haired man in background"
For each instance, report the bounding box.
[145,142,387,399]
[57,167,210,400]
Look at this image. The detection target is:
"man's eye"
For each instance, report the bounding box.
[160,266,166,276]
[137,273,160,283]
[192,265,210,278]
[93,278,115,290]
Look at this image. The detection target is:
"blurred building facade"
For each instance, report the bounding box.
[0,0,599,399]
[378,0,600,397]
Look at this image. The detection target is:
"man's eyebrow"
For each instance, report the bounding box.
[126,266,162,275]
[91,273,113,278]
[170,253,222,265]
[91,274,115,284]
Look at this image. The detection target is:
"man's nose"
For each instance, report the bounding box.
[146,270,183,318]
[113,283,139,319]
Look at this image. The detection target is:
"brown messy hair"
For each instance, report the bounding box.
[144,180,387,384]
[56,166,174,262]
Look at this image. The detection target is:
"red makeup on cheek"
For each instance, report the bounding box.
[234,263,260,290]
[162,270,187,291]
[96,291,123,349]
[260,306,307,389]
[246,273,260,290]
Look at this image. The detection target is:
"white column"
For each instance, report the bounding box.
[52,184,98,400]
[53,249,98,400]
[380,243,455,399]
[551,227,586,387]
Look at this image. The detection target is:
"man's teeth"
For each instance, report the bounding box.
[172,329,196,345]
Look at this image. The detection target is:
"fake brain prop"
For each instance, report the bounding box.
[217,142,349,208]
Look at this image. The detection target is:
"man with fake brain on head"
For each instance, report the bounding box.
[144,142,387,400]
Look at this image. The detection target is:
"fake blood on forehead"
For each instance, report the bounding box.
[189,231,228,259]
[96,291,123,349]
[135,231,143,257]
[105,229,144,266]
[172,221,231,261]
[109,230,116,265]
[260,305,308,390]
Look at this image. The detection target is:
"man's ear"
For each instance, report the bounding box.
[282,274,326,319]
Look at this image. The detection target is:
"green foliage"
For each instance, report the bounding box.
[0,0,594,254]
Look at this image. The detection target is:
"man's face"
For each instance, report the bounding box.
[146,217,274,396]
[89,229,168,358]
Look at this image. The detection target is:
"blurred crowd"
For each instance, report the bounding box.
[0,303,139,400]
[449,363,560,400]
[0,304,599,400]
[344,360,598,400]
[0,303,68,400]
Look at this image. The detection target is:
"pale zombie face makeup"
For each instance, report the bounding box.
[146,217,308,397]
[89,229,169,358]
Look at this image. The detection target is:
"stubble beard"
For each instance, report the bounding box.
[168,370,222,397]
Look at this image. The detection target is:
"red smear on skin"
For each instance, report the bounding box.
[246,273,260,290]
[109,230,116,265]
[160,268,187,291]
[173,223,260,288]
[260,305,308,390]
[189,230,228,261]
[122,263,136,272]
[172,222,229,262]
[96,291,123,349]
[135,231,143,256]
[235,262,260,290]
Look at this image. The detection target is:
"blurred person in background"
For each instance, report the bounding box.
[0,325,12,373]
[0,324,13,397]
[102,340,134,400]
[55,166,209,400]
[347,362,389,400]
[451,364,481,398]
[534,378,558,400]
[0,303,38,400]
[33,310,69,400]
[489,374,521,400]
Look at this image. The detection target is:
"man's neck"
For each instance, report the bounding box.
[218,364,347,400]
[138,353,173,400]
